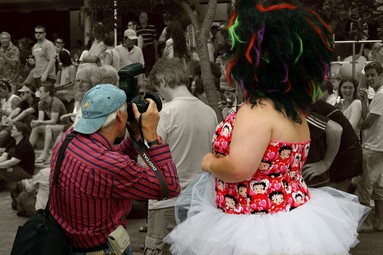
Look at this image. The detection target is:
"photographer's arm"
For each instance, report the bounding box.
[115,99,159,158]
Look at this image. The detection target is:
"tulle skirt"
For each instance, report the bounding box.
[164,173,370,255]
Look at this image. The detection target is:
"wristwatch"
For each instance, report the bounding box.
[147,136,163,147]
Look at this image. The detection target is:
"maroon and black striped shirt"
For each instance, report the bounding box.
[49,129,180,249]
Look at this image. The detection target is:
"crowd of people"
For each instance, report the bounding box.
[0,1,382,254]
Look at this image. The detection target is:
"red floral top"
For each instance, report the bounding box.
[213,112,311,215]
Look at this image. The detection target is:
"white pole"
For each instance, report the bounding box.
[114,0,117,47]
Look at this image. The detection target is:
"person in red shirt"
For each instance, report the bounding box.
[50,84,180,255]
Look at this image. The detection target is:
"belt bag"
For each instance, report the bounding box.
[108,225,130,255]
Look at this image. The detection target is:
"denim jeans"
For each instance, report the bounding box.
[73,245,133,255]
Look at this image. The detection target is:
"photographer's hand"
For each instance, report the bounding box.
[132,98,159,143]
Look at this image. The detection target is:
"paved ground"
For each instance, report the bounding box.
[1,186,383,255]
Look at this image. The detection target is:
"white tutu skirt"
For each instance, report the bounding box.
[164,173,370,255]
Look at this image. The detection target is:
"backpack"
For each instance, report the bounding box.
[10,209,72,255]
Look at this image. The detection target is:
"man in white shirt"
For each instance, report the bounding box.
[115,29,145,71]
[358,61,383,232]
[144,57,218,254]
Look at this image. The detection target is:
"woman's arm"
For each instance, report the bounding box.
[348,99,362,132]
[104,51,113,66]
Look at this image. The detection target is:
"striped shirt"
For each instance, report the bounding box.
[136,24,157,47]
[49,129,180,249]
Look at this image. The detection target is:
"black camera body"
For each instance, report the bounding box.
[118,63,162,122]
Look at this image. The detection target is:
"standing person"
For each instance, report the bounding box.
[55,50,77,112]
[357,61,383,232]
[162,21,189,63]
[127,20,144,49]
[23,25,56,88]
[335,77,362,136]
[49,84,180,254]
[54,37,69,55]
[164,2,369,254]
[0,32,20,83]
[136,11,159,76]
[81,22,106,65]
[306,86,362,193]
[114,29,145,71]
[144,58,217,254]
[103,32,120,71]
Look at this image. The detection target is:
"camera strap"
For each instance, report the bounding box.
[126,123,169,200]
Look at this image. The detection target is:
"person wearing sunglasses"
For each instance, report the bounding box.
[22,25,56,88]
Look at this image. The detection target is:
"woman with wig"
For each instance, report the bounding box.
[164,1,369,254]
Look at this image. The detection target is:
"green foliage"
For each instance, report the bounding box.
[319,0,383,40]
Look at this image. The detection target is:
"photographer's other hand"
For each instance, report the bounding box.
[132,98,159,142]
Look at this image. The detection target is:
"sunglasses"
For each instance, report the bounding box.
[35,32,44,34]
[55,41,63,44]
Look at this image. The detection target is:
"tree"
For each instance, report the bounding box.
[178,0,223,122]
[83,0,223,121]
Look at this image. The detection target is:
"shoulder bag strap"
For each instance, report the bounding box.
[127,124,169,200]
[44,131,77,212]
[33,132,77,255]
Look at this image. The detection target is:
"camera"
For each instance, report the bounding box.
[118,63,162,122]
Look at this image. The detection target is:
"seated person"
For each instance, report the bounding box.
[11,167,50,217]
[5,85,39,127]
[0,79,21,147]
[0,122,35,190]
[100,64,119,86]
[29,84,68,163]
[53,63,103,146]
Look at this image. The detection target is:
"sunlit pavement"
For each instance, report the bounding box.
[1,187,382,255]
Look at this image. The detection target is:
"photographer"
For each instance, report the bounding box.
[49,84,180,255]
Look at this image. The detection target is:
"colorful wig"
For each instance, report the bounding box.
[226,0,333,123]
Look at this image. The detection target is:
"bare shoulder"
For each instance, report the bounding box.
[236,100,309,142]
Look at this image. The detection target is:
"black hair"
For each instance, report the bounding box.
[13,121,31,137]
[226,0,333,123]
[269,191,284,200]
[364,61,383,75]
[166,20,188,60]
[338,77,358,100]
[0,79,12,91]
[320,79,333,94]
[58,50,72,67]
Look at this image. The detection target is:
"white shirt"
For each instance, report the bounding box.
[149,96,218,209]
[114,45,145,71]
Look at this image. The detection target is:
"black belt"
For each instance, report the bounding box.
[72,243,109,253]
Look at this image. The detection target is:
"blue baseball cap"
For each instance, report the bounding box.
[74,84,127,134]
